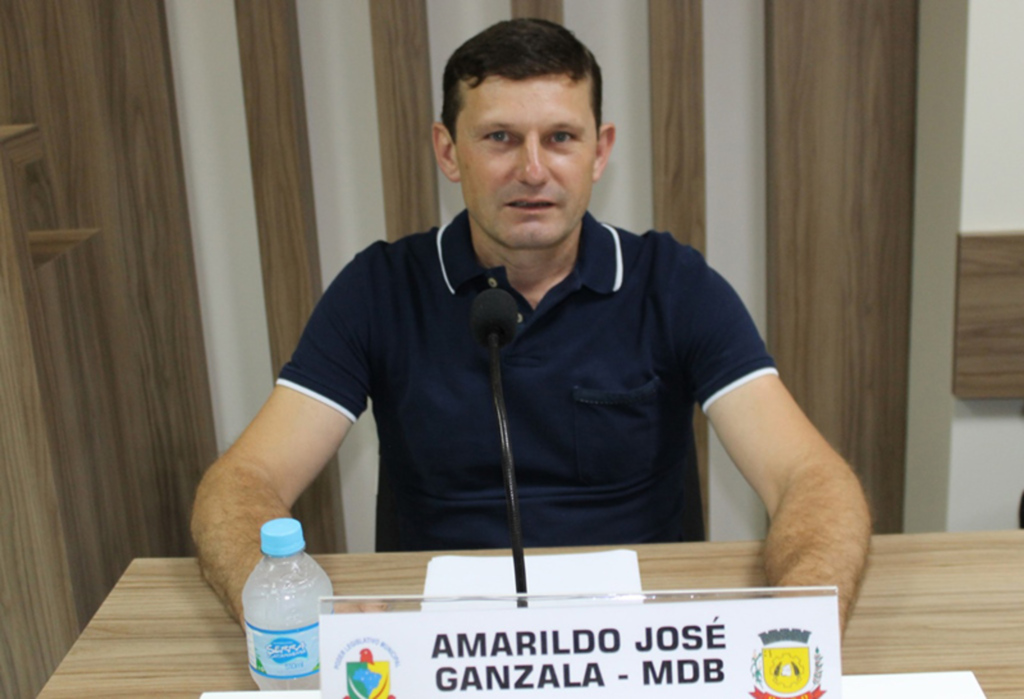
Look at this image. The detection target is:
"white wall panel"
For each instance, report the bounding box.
[565,0,653,233]
[165,0,271,452]
[298,1,388,553]
[948,400,1024,531]
[427,0,509,225]
[298,3,386,279]
[961,0,1024,231]
[702,0,768,542]
[948,0,1024,532]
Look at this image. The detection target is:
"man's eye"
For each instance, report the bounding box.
[551,132,573,143]
[487,131,509,142]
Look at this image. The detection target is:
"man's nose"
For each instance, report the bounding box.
[517,135,548,185]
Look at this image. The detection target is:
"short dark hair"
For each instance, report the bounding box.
[440,19,603,140]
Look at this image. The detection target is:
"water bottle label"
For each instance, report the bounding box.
[246,620,320,680]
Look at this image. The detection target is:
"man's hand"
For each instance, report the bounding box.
[191,386,351,623]
[707,374,871,634]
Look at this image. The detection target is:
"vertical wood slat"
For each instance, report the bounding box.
[650,0,706,253]
[96,0,217,557]
[1,0,219,629]
[649,0,709,532]
[234,0,322,376]
[954,233,1024,398]
[7,1,140,631]
[0,1,34,122]
[511,0,564,24]
[369,0,439,242]
[0,124,80,699]
[766,1,918,533]
[235,0,344,553]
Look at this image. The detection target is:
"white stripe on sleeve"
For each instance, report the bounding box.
[276,379,360,423]
[701,367,779,413]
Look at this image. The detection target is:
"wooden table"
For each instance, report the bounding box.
[39,530,1024,697]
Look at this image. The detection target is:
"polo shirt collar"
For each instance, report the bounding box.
[436,210,623,295]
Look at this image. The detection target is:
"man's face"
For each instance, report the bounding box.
[432,74,615,266]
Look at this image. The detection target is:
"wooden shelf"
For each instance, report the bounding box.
[954,232,1024,398]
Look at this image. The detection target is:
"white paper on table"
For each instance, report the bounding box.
[842,671,986,698]
[422,549,642,599]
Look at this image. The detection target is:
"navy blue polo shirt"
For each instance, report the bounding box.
[278,210,776,550]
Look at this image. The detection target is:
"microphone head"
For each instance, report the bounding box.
[470,288,519,348]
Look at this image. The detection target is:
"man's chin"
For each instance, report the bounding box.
[503,206,558,226]
[497,224,577,251]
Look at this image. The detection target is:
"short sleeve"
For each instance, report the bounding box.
[668,245,776,411]
[276,245,383,422]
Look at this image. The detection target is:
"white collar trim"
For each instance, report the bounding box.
[601,223,624,292]
[437,219,623,295]
[436,220,455,295]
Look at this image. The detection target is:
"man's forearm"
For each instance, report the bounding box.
[762,460,872,634]
[191,455,290,624]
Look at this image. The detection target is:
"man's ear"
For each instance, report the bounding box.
[432,122,461,183]
[592,122,616,183]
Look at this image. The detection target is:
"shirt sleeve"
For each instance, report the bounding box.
[667,242,777,412]
[276,245,382,422]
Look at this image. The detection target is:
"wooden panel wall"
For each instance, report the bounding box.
[235,0,344,554]
[954,233,1024,398]
[766,1,918,533]
[0,1,218,681]
[0,124,81,699]
[369,0,439,242]
[649,0,709,529]
[511,0,563,24]
[650,0,706,254]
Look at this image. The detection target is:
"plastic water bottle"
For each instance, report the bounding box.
[243,518,334,690]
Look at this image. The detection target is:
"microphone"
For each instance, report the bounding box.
[470,288,527,601]
[470,287,518,348]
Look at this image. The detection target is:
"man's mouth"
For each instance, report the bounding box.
[508,200,554,210]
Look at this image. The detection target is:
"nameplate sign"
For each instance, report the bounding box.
[319,588,841,698]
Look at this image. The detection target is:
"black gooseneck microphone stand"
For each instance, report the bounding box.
[487,328,528,600]
[470,288,528,602]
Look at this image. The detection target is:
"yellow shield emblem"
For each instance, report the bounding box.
[763,646,810,694]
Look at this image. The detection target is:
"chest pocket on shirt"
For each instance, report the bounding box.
[572,376,662,485]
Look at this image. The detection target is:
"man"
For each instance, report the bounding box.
[192,19,870,631]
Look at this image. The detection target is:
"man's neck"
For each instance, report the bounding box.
[471,231,580,310]
[501,250,576,309]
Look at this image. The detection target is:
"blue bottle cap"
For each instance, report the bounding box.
[260,518,305,557]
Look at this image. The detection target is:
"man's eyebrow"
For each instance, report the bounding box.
[472,122,514,132]
[470,121,586,134]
